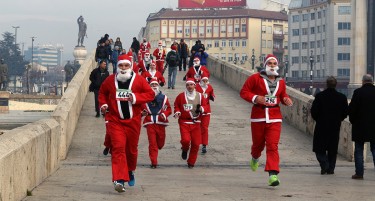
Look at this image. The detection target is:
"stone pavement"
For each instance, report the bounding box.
[23,73,375,201]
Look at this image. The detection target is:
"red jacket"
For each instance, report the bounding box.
[136,59,150,73]
[173,91,209,124]
[140,42,151,52]
[141,93,172,126]
[98,74,155,123]
[186,65,210,83]
[153,48,166,61]
[240,72,289,123]
[196,83,215,114]
[141,70,166,86]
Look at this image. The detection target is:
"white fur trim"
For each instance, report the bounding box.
[252,95,258,104]
[117,59,132,68]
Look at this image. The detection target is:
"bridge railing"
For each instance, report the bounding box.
[206,55,355,161]
[0,51,96,201]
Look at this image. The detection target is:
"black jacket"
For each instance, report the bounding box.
[311,88,348,153]
[89,67,109,91]
[349,83,375,142]
[131,39,140,53]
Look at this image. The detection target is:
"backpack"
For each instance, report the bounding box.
[168,51,178,66]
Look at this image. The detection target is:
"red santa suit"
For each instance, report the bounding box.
[99,55,154,183]
[186,65,210,83]
[137,59,151,74]
[141,78,172,167]
[153,43,166,73]
[240,55,290,173]
[140,39,151,58]
[195,76,215,147]
[174,78,209,167]
[141,64,166,87]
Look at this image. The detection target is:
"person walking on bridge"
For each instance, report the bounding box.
[311,76,348,175]
[99,54,154,193]
[240,54,293,186]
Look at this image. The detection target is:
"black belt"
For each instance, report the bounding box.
[254,105,279,109]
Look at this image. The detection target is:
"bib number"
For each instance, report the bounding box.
[183,104,193,111]
[265,95,277,105]
[194,74,201,80]
[116,89,132,101]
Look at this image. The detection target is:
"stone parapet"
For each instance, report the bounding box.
[206,56,355,161]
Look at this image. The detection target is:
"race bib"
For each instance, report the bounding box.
[116,89,132,101]
[265,95,277,105]
[194,74,201,80]
[183,104,193,111]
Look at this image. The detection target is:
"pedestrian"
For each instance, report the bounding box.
[111,46,120,74]
[177,39,189,71]
[240,54,293,186]
[95,42,110,69]
[153,40,166,74]
[310,76,348,175]
[173,78,208,168]
[89,60,109,117]
[136,50,152,73]
[115,37,123,52]
[195,73,215,153]
[348,74,375,180]
[140,37,151,59]
[98,54,154,192]
[141,61,165,87]
[141,77,172,168]
[185,56,210,83]
[130,37,140,62]
[165,44,180,89]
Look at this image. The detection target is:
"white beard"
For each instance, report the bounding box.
[144,56,150,62]
[194,61,200,66]
[265,65,279,76]
[186,90,196,100]
[152,87,160,96]
[116,68,132,82]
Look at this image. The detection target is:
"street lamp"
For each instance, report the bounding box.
[251,49,255,71]
[284,60,289,84]
[26,64,31,94]
[309,50,314,96]
[12,26,20,48]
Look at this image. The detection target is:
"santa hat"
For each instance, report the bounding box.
[171,45,177,51]
[264,54,278,67]
[186,78,196,85]
[193,56,201,61]
[117,54,132,68]
[127,51,133,57]
[158,40,163,46]
[150,61,156,67]
[149,77,159,85]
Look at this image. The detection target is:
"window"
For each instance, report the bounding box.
[266,26,272,34]
[292,57,299,64]
[241,24,246,32]
[317,40,321,48]
[262,25,266,33]
[338,22,351,30]
[284,41,288,49]
[242,40,247,47]
[292,29,300,36]
[338,37,351,45]
[227,25,233,33]
[337,68,350,76]
[323,25,326,32]
[177,26,183,34]
[338,6,351,15]
[242,54,247,61]
[338,53,350,61]
[301,56,307,63]
[192,26,197,33]
[302,28,308,35]
[322,54,326,62]
[310,27,315,34]
[302,14,309,21]
[292,71,299,78]
[228,53,233,61]
[199,27,205,37]
[221,40,226,47]
[292,15,300,22]
[262,40,266,48]
[302,42,308,49]
[317,55,320,62]
[228,40,233,47]
[214,40,219,47]
[221,53,226,61]
[214,26,219,34]
[207,26,212,34]
[292,43,300,50]
[310,41,315,48]
[318,11,321,19]
[311,13,315,20]
[234,24,240,33]
[267,40,272,48]
[206,40,212,48]
[302,71,308,78]
[322,39,326,47]
[317,26,321,33]
[162,26,168,34]
[235,40,240,47]
[220,25,226,33]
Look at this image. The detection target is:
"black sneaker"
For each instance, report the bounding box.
[321,169,327,175]
[181,150,188,160]
[327,170,334,175]
[202,145,207,154]
[150,165,157,169]
[95,113,100,118]
[103,147,110,156]
[188,164,194,169]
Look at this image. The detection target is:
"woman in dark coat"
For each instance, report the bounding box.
[311,76,348,174]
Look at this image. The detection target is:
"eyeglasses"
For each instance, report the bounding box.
[267,62,277,65]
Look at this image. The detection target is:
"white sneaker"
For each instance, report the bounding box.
[114,180,125,193]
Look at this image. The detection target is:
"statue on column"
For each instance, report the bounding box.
[0,59,8,90]
[77,15,87,47]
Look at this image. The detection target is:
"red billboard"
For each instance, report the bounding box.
[178,0,246,9]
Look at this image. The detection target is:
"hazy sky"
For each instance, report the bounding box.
[0,0,289,62]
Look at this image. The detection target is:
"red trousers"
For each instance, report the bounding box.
[104,121,111,148]
[108,119,141,182]
[200,114,211,145]
[250,122,281,173]
[179,123,201,166]
[146,124,166,166]
[156,60,164,74]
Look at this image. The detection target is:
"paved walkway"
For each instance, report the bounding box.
[23,73,375,201]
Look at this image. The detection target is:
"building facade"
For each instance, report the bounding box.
[143,8,288,70]
[24,44,64,69]
[288,0,351,95]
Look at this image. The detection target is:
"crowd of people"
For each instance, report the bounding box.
[89,34,375,193]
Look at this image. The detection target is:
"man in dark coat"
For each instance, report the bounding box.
[311,76,348,175]
[349,74,375,180]
[89,60,109,117]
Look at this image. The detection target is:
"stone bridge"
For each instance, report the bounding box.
[0,54,373,201]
